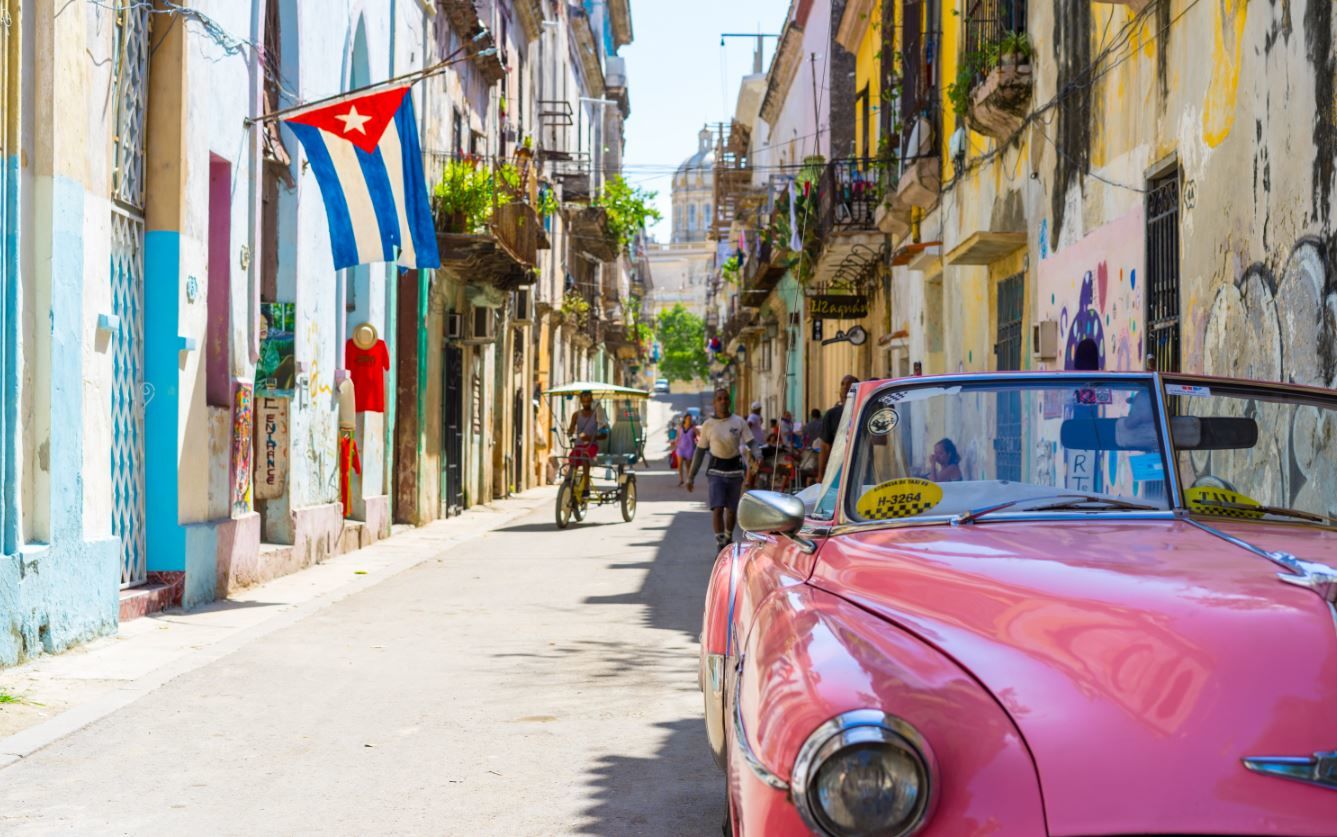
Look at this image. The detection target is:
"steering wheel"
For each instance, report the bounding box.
[1191,474,1239,493]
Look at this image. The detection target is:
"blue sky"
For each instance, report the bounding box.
[620,0,784,241]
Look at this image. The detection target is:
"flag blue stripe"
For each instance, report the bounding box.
[354,145,401,262]
[286,122,359,270]
[394,93,440,269]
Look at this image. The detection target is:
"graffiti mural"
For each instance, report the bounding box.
[1189,238,1337,513]
[1201,238,1336,387]
[1036,207,1146,371]
[230,382,254,515]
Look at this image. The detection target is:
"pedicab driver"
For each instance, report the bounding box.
[566,390,608,495]
[687,388,756,549]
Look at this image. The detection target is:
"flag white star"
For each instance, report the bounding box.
[335,105,372,135]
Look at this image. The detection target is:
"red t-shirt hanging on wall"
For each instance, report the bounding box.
[345,339,390,413]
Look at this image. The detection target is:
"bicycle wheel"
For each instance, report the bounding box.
[620,476,638,522]
[573,473,588,521]
[555,479,574,529]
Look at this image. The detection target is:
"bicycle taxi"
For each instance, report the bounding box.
[545,381,649,528]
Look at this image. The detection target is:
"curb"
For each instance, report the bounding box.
[0,488,554,771]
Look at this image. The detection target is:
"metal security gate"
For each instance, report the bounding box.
[1146,171,1181,372]
[443,344,464,515]
[994,273,1024,481]
[110,2,150,587]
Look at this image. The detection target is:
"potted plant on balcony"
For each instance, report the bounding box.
[996,31,1033,70]
[432,158,520,234]
[720,252,742,285]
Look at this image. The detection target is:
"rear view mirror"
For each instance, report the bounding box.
[1170,416,1258,450]
[738,490,806,536]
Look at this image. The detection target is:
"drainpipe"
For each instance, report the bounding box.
[1,0,17,554]
[416,268,427,517]
[247,1,264,368]
[384,0,400,517]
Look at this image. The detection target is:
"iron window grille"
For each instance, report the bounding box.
[1146,171,1181,373]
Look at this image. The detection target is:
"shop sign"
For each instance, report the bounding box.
[255,396,290,500]
[809,295,869,320]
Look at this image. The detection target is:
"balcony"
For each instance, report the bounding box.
[810,159,887,287]
[427,152,542,290]
[438,0,505,85]
[737,232,789,309]
[568,206,620,262]
[711,121,761,241]
[958,0,1032,140]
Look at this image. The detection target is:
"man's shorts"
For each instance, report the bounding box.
[569,442,599,466]
[707,474,744,511]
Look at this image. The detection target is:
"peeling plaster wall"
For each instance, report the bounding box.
[909,0,1337,391]
[2,2,120,665]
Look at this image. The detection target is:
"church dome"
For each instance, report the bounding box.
[675,126,716,182]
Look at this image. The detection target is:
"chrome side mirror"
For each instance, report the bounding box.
[738,490,806,536]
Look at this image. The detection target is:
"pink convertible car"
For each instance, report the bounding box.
[701,372,1337,836]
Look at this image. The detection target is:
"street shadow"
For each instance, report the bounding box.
[574,717,722,836]
[185,598,284,613]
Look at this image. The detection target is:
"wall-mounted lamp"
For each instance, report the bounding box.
[821,325,868,347]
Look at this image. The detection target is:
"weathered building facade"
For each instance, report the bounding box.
[1,0,640,668]
[713,0,1337,466]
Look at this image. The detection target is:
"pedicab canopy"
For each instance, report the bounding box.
[544,381,651,400]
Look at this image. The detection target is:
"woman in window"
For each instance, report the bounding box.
[930,438,963,482]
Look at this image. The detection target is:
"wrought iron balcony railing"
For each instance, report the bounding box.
[816,159,885,241]
[964,0,1028,79]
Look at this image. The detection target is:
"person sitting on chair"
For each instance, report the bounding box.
[930,438,963,482]
[566,390,608,496]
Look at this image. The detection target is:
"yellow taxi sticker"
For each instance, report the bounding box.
[856,478,945,520]
[1185,486,1265,519]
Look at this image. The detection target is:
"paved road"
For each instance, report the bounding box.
[0,393,724,836]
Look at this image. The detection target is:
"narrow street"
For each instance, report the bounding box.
[0,396,722,836]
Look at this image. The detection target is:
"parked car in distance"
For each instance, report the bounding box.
[654,378,670,393]
[702,371,1337,836]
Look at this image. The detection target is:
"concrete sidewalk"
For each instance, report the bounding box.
[0,488,555,769]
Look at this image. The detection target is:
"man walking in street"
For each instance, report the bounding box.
[746,401,766,447]
[818,375,859,481]
[688,388,754,549]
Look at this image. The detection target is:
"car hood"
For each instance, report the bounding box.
[810,519,1337,835]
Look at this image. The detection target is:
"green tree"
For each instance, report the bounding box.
[655,304,709,383]
[595,175,662,251]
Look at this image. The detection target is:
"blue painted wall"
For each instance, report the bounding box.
[3,154,18,556]
[0,175,119,665]
[144,231,185,573]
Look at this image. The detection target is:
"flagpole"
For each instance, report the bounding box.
[246,38,498,126]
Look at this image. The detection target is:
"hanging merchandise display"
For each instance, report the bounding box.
[339,427,361,516]
[345,322,390,413]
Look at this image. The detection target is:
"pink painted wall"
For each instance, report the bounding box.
[1036,208,1147,371]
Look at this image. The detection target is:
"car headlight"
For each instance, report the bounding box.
[792,710,935,837]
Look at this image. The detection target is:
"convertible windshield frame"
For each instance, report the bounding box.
[1161,372,1337,530]
[839,372,1181,527]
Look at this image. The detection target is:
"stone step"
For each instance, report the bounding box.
[118,577,182,622]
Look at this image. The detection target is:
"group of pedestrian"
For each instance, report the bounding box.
[678,375,860,550]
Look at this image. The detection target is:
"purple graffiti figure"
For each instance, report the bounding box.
[1064,270,1106,370]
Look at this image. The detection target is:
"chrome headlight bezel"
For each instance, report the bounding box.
[791,710,936,837]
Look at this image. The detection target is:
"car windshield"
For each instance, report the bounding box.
[846,378,1173,523]
[1167,380,1337,527]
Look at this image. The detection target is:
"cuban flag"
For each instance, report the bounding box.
[285,86,440,270]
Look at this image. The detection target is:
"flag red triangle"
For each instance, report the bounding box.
[286,86,410,154]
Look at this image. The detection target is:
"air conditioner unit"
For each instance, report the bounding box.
[470,307,497,343]
[446,312,463,340]
[513,287,533,323]
[1033,319,1058,361]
